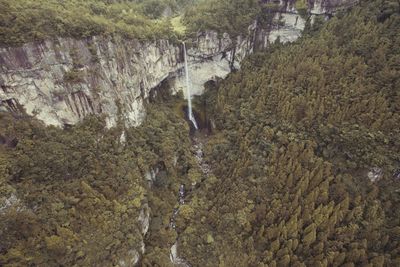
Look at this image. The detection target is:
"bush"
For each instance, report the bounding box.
[0,0,179,46]
[63,69,85,84]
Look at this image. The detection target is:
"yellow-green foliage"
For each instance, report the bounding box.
[1,1,400,266]
[183,0,261,37]
[0,0,181,46]
[294,0,308,18]
[171,15,187,34]
[176,1,400,266]
[295,0,307,9]
[0,96,198,266]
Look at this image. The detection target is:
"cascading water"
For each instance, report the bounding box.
[183,42,198,130]
[169,44,210,267]
[169,136,211,267]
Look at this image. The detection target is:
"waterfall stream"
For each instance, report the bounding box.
[169,135,210,266]
[168,44,212,266]
[183,42,198,130]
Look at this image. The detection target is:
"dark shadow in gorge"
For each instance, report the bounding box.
[181,105,210,135]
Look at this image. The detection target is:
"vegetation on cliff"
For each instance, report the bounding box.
[0,0,278,46]
[0,96,201,265]
[0,0,197,46]
[183,0,261,37]
[176,0,400,266]
[0,0,399,266]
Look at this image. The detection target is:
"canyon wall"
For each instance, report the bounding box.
[0,0,357,128]
[0,33,257,128]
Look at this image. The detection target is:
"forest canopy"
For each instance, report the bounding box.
[0,0,197,46]
[177,0,400,265]
[0,0,399,266]
[0,97,200,265]
[0,0,269,46]
[183,0,261,37]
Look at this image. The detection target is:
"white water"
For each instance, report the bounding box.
[183,42,198,130]
[169,136,211,267]
[169,184,191,267]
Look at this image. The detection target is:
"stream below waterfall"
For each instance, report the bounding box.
[169,134,211,266]
[169,42,209,266]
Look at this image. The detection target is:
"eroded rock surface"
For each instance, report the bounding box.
[0,1,355,128]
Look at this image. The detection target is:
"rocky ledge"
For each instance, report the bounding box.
[0,33,258,128]
[0,0,356,128]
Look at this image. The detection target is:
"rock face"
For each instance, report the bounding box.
[0,37,181,127]
[0,193,20,215]
[368,167,383,183]
[307,0,359,14]
[259,0,358,45]
[0,31,262,127]
[261,0,358,14]
[118,203,149,267]
[0,0,355,128]
[264,13,307,45]
[170,31,256,97]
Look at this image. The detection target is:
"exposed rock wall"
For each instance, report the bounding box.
[261,0,358,14]
[307,0,359,14]
[258,0,359,45]
[170,30,257,97]
[0,31,262,128]
[0,0,356,128]
[0,37,182,127]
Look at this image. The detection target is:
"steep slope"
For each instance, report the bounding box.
[0,0,354,129]
[1,0,397,266]
[0,34,255,128]
[0,95,202,266]
[176,0,400,266]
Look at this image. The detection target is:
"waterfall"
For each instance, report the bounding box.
[183,42,198,130]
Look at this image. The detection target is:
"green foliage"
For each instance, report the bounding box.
[174,1,400,266]
[1,0,400,266]
[171,15,187,34]
[0,0,183,46]
[0,96,197,266]
[64,69,85,83]
[183,0,261,37]
[295,0,308,19]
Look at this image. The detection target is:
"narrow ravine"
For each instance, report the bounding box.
[192,136,212,176]
[169,134,211,266]
[169,41,212,266]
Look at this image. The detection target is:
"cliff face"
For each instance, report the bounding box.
[258,0,359,45]
[261,0,358,14]
[0,0,356,128]
[0,37,181,127]
[0,32,260,128]
[172,31,256,97]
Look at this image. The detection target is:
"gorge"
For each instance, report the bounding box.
[1,0,399,266]
[0,0,354,129]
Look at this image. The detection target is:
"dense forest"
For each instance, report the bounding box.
[0,0,194,45]
[0,0,260,46]
[183,0,261,37]
[1,0,400,266]
[178,0,400,265]
[0,96,203,265]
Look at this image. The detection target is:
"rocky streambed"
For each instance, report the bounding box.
[169,134,212,266]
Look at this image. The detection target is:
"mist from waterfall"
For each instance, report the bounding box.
[183,42,198,130]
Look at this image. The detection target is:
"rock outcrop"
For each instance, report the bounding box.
[0,0,356,128]
[0,31,262,128]
[0,37,181,127]
[118,203,149,266]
